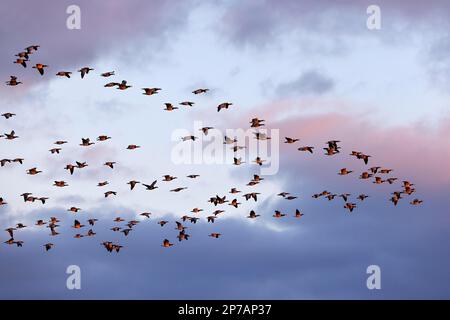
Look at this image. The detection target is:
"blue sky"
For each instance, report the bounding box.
[0,0,449,299]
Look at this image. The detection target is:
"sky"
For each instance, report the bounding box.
[0,0,449,299]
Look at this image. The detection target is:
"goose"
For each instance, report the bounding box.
[164,103,178,111]
[284,137,299,144]
[143,180,158,190]
[104,161,116,169]
[76,161,88,169]
[199,127,214,135]
[104,191,117,197]
[32,63,48,75]
[117,80,131,90]
[217,102,232,112]
[187,174,200,178]
[339,193,351,202]
[55,140,68,145]
[233,157,244,165]
[358,194,369,201]
[209,233,221,238]
[142,87,161,95]
[386,178,398,184]
[338,168,353,175]
[182,135,198,142]
[88,219,98,226]
[104,82,119,88]
[207,216,217,223]
[370,167,381,174]
[253,157,266,166]
[78,67,94,78]
[44,243,54,251]
[229,188,241,194]
[140,212,151,218]
[72,220,84,229]
[179,101,195,107]
[247,210,260,219]
[192,88,209,94]
[14,58,28,68]
[1,112,16,119]
[162,239,174,247]
[56,71,72,78]
[229,199,241,208]
[97,181,109,187]
[410,199,423,206]
[294,209,304,218]
[80,138,94,146]
[127,144,140,150]
[250,118,265,128]
[68,207,81,213]
[162,175,177,182]
[26,167,42,175]
[273,210,286,218]
[127,180,140,190]
[373,177,385,184]
[158,221,168,227]
[6,76,22,86]
[170,187,187,192]
[254,132,271,140]
[97,135,111,141]
[359,172,372,179]
[344,203,357,212]
[65,164,76,175]
[101,71,115,77]
[49,148,61,154]
[298,146,314,153]
[4,130,18,139]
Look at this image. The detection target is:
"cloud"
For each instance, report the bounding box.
[276,70,334,96]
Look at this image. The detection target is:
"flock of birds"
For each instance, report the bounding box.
[1,45,423,253]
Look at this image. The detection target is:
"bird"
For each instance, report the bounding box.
[117,80,131,90]
[56,71,72,78]
[187,174,200,179]
[32,64,48,75]
[162,239,174,247]
[233,157,244,165]
[199,127,214,136]
[104,82,119,88]
[72,220,84,229]
[140,212,151,218]
[344,203,357,212]
[339,193,351,202]
[127,144,140,150]
[4,130,18,140]
[68,207,81,213]
[209,233,221,238]
[80,138,94,147]
[44,243,54,251]
[359,172,373,179]
[192,88,209,94]
[285,137,299,144]
[253,157,266,166]
[298,146,314,153]
[182,135,198,142]
[358,194,369,201]
[101,71,115,77]
[49,148,61,154]
[180,101,195,107]
[78,67,94,78]
[55,140,68,145]
[158,221,168,227]
[88,219,98,226]
[143,180,158,190]
[65,164,76,175]
[170,187,187,192]
[14,58,28,68]
[97,135,111,141]
[127,180,140,190]
[97,181,109,187]
[104,161,116,169]
[373,176,385,184]
[273,210,286,218]
[338,168,353,175]
[294,209,304,218]
[142,87,161,95]
[6,76,22,86]
[247,210,260,219]
[53,181,68,187]
[26,167,42,175]
[162,175,177,182]
[104,191,117,198]
[217,102,232,112]
[2,112,16,119]
[164,103,178,111]
[410,199,423,205]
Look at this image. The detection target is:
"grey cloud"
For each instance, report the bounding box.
[276,70,334,96]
